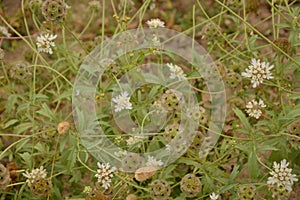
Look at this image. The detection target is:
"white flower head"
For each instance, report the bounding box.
[36,33,57,55]
[114,150,128,158]
[167,63,186,81]
[0,26,11,37]
[267,159,298,192]
[22,166,47,187]
[112,91,132,112]
[126,135,143,147]
[146,18,165,28]
[95,162,117,190]
[150,3,156,10]
[245,99,266,119]
[210,192,219,200]
[83,186,93,194]
[151,35,161,47]
[88,0,100,10]
[241,58,274,88]
[146,155,164,167]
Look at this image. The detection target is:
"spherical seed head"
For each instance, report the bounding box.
[189,131,205,152]
[214,61,227,78]
[287,120,300,147]
[29,0,42,13]
[9,63,32,81]
[245,0,260,13]
[187,106,208,124]
[268,184,290,199]
[287,119,300,135]
[121,153,144,173]
[161,89,183,111]
[164,122,181,142]
[229,97,244,109]
[149,179,171,200]
[238,185,257,200]
[30,178,52,197]
[0,164,11,190]
[226,72,242,88]
[85,189,109,200]
[42,0,67,22]
[274,38,292,54]
[180,174,202,197]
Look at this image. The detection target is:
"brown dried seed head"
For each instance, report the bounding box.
[274,38,292,54]
[126,194,138,200]
[0,164,11,190]
[57,121,70,134]
[135,166,157,182]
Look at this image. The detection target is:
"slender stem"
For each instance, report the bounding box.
[78,10,95,38]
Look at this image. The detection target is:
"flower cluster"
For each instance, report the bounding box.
[241,58,274,88]
[167,63,186,81]
[22,166,52,197]
[126,135,143,147]
[36,33,57,55]
[245,99,266,119]
[146,155,164,167]
[114,150,128,158]
[146,18,165,28]
[95,162,116,190]
[22,166,47,187]
[112,91,132,112]
[210,192,219,200]
[0,26,11,37]
[88,0,100,10]
[151,35,161,47]
[267,159,298,192]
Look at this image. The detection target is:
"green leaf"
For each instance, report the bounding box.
[15,138,30,153]
[162,164,177,179]
[177,158,202,168]
[233,108,251,131]
[19,152,32,168]
[229,165,240,182]
[3,119,19,129]
[220,183,238,193]
[248,152,260,179]
[13,122,32,134]
[36,103,55,120]
[204,173,214,190]
[259,145,279,151]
